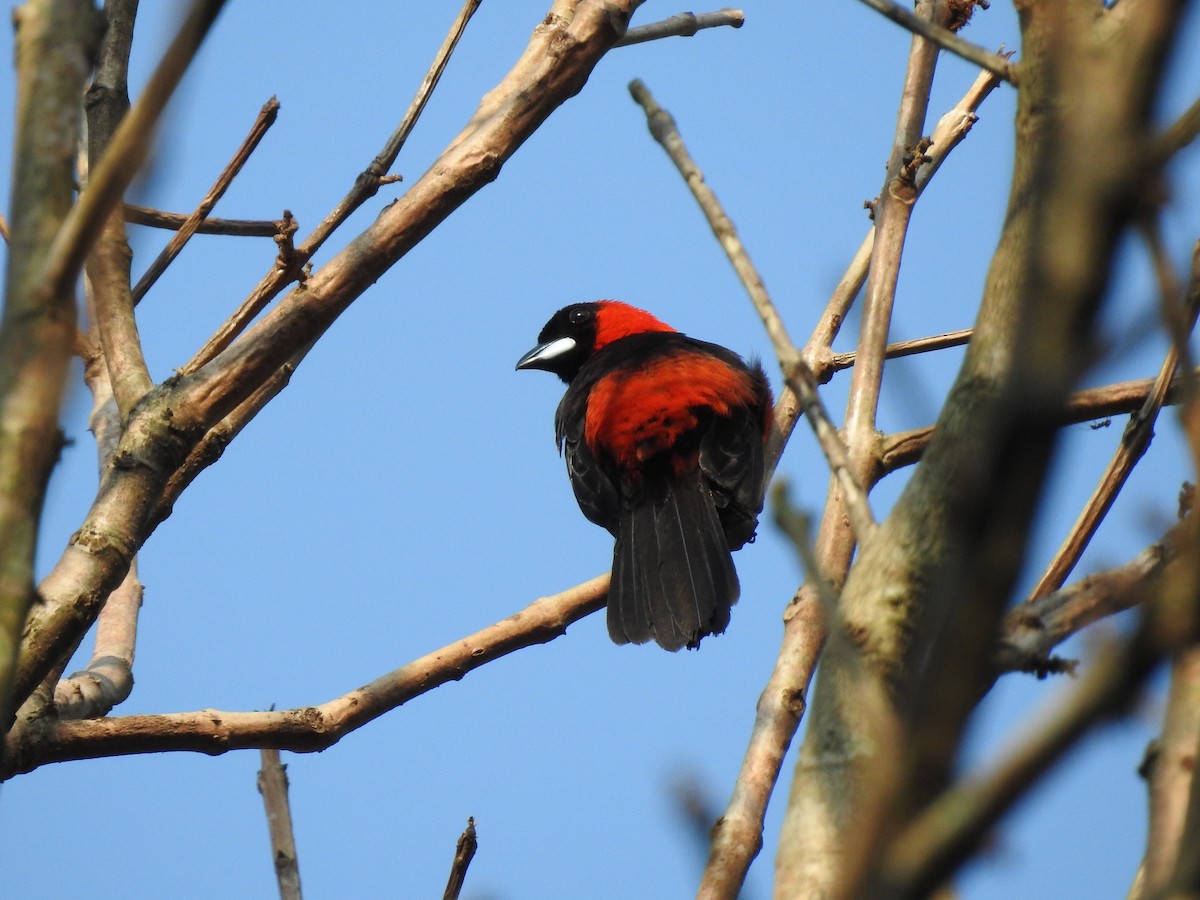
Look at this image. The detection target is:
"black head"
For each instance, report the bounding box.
[514,303,600,383]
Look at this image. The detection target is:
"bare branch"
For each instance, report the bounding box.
[1029,238,1200,600]
[614,8,743,46]
[4,575,609,776]
[995,518,1188,675]
[442,818,478,900]
[627,78,876,538]
[881,368,1200,472]
[803,66,1003,379]
[12,1,642,711]
[182,0,484,374]
[131,97,280,304]
[829,329,972,373]
[854,0,1017,84]
[881,544,1200,897]
[1155,93,1200,164]
[258,748,303,900]
[124,204,280,236]
[1135,647,1200,895]
[37,0,229,303]
[0,0,104,728]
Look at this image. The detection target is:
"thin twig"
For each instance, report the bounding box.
[258,748,303,900]
[829,328,972,372]
[131,97,280,304]
[994,518,1188,675]
[124,203,280,236]
[442,818,478,900]
[880,367,1200,472]
[627,78,876,538]
[614,7,743,46]
[182,0,482,374]
[1155,93,1200,164]
[803,66,1003,379]
[854,0,1017,84]
[1028,238,1200,599]
[37,0,229,302]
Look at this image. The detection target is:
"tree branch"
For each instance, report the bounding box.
[182,0,484,374]
[442,818,478,900]
[880,368,1200,472]
[37,0,228,305]
[11,0,643,714]
[854,0,1017,84]
[131,97,280,304]
[0,0,103,730]
[124,204,280,236]
[258,748,303,900]
[3,575,609,777]
[614,7,743,46]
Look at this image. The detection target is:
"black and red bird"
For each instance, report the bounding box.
[517,301,773,651]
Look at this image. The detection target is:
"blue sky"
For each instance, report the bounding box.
[2,2,1199,897]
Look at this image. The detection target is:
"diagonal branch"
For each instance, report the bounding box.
[131,97,280,304]
[37,0,229,304]
[854,0,1017,84]
[627,78,875,538]
[1028,238,1200,600]
[3,575,609,777]
[182,0,484,374]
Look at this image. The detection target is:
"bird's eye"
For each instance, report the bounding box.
[568,307,591,325]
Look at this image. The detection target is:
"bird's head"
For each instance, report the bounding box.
[516,300,676,383]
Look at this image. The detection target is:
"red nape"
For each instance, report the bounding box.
[591,300,677,350]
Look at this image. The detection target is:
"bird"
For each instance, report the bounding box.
[516,300,773,651]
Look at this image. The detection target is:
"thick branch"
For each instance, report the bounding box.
[0,0,102,728]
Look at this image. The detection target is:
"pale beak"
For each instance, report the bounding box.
[515,336,577,371]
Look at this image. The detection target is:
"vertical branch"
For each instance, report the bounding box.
[0,0,104,730]
[258,748,303,900]
[1135,647,1200,895]
[776,2,947,895]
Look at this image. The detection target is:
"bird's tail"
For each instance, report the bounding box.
[608,470,739,651]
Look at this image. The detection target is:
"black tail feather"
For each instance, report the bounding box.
[607,472,739,651]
